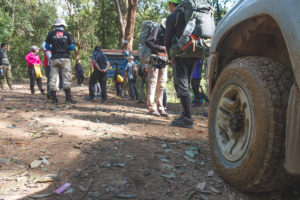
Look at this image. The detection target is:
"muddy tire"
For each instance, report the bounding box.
[208,57,295,192]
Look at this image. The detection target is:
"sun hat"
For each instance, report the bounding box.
[127,55,134,60]
[169,0,181,4]
[161,18,167,29]
[53,19,68,27]
[31,46,40,51]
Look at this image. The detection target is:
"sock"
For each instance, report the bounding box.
[64,88,70,94]
[180,96,192,119]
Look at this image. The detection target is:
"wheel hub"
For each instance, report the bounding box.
[229,112,244,132]
[215,85,252,162]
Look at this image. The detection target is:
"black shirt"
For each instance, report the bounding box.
[74,64,84,74]
[164,7,186,57]
[45,30,74,59]
[93,52,108,70]
[146,27,166,54]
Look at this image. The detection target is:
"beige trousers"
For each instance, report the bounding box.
[147,64,168,111]
[49,58,72,91]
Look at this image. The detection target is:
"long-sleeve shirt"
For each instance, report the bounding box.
[25,52,41,68]
[75,64,84,74]
[145,27,166,54]
[164,7,186,57]
[0,48,10,66]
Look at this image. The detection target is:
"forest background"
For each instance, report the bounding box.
[0,0,234,101]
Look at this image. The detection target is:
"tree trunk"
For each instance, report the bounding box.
[7,0,16,51]
[114,0,128,49]
[123,0,138,50]
[216,0,221,18]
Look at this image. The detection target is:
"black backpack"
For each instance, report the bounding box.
[138,63,147,77]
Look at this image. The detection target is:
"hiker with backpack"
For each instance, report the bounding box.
[85,46,110,103]
[122,51,131,98]
[137,62,148,104]
[164,0,215,128]
[139,19,169,117]
[113,62,122,98]
[125,55,139,101]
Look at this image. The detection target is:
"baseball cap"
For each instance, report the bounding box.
[31,46,40,51]
[169,0,181,4]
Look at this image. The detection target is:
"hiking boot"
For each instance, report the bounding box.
[58,89,64,92]
[128,97,135,101]
[159,110,169,117]
[192,99,201,108]
[41,91,47,95]
[150,109,161,116]
[65,93,78,104]
[51,92,58,104]
[171,117,194,129]
[101,99,106,104]
[85,97,95,101]
[122,96,128,99]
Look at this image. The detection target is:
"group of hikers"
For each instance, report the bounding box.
[0,0,213,128]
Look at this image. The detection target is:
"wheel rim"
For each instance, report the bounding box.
[215,84,252,162]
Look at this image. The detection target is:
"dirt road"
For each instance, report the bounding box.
[0,81,299,200]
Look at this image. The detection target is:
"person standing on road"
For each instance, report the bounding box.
[137,62,148,104]
[125,55,139,100]
[113,62,122,97]
[0,43,13,90]
[165,0,198,128]
[25,46,46,95]
[121,51,131,98]
[45,18,77,104]
[191,60,203,107]
[145,19,168,117]
[85,46,110,103]
[75,60,84,87]
[42,42,52,99]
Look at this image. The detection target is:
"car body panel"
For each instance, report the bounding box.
[210,0,300,89]
[208,0,300,175]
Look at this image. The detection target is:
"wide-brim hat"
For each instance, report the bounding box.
[161,18,167,29]
[127,55,134,60]
[53,18,68,27]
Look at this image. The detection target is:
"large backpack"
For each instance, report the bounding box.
[139,20,161,64]
[138,63,147,77]
[169,0,215,59]
[132,63,139,79]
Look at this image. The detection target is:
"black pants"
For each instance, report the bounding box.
[163,88,167,108]
[191,78,201,99]
[77,73,84,85]
[200,93,210,103]
[89,70,107,100]
[45,66,51,97]
[173,57,198,98]
[116,82,122,97]
[128,78,139,98]
[28,67,44,93]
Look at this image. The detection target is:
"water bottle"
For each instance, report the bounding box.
[183,19,196,37]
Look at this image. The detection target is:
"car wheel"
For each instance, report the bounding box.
[209,56,296,191]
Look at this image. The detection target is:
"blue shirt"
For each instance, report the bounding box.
[193,60,203,79]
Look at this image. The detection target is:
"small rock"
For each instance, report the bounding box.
[196,182,206,190]
[31,160,42,168]
[0,158,10,164]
